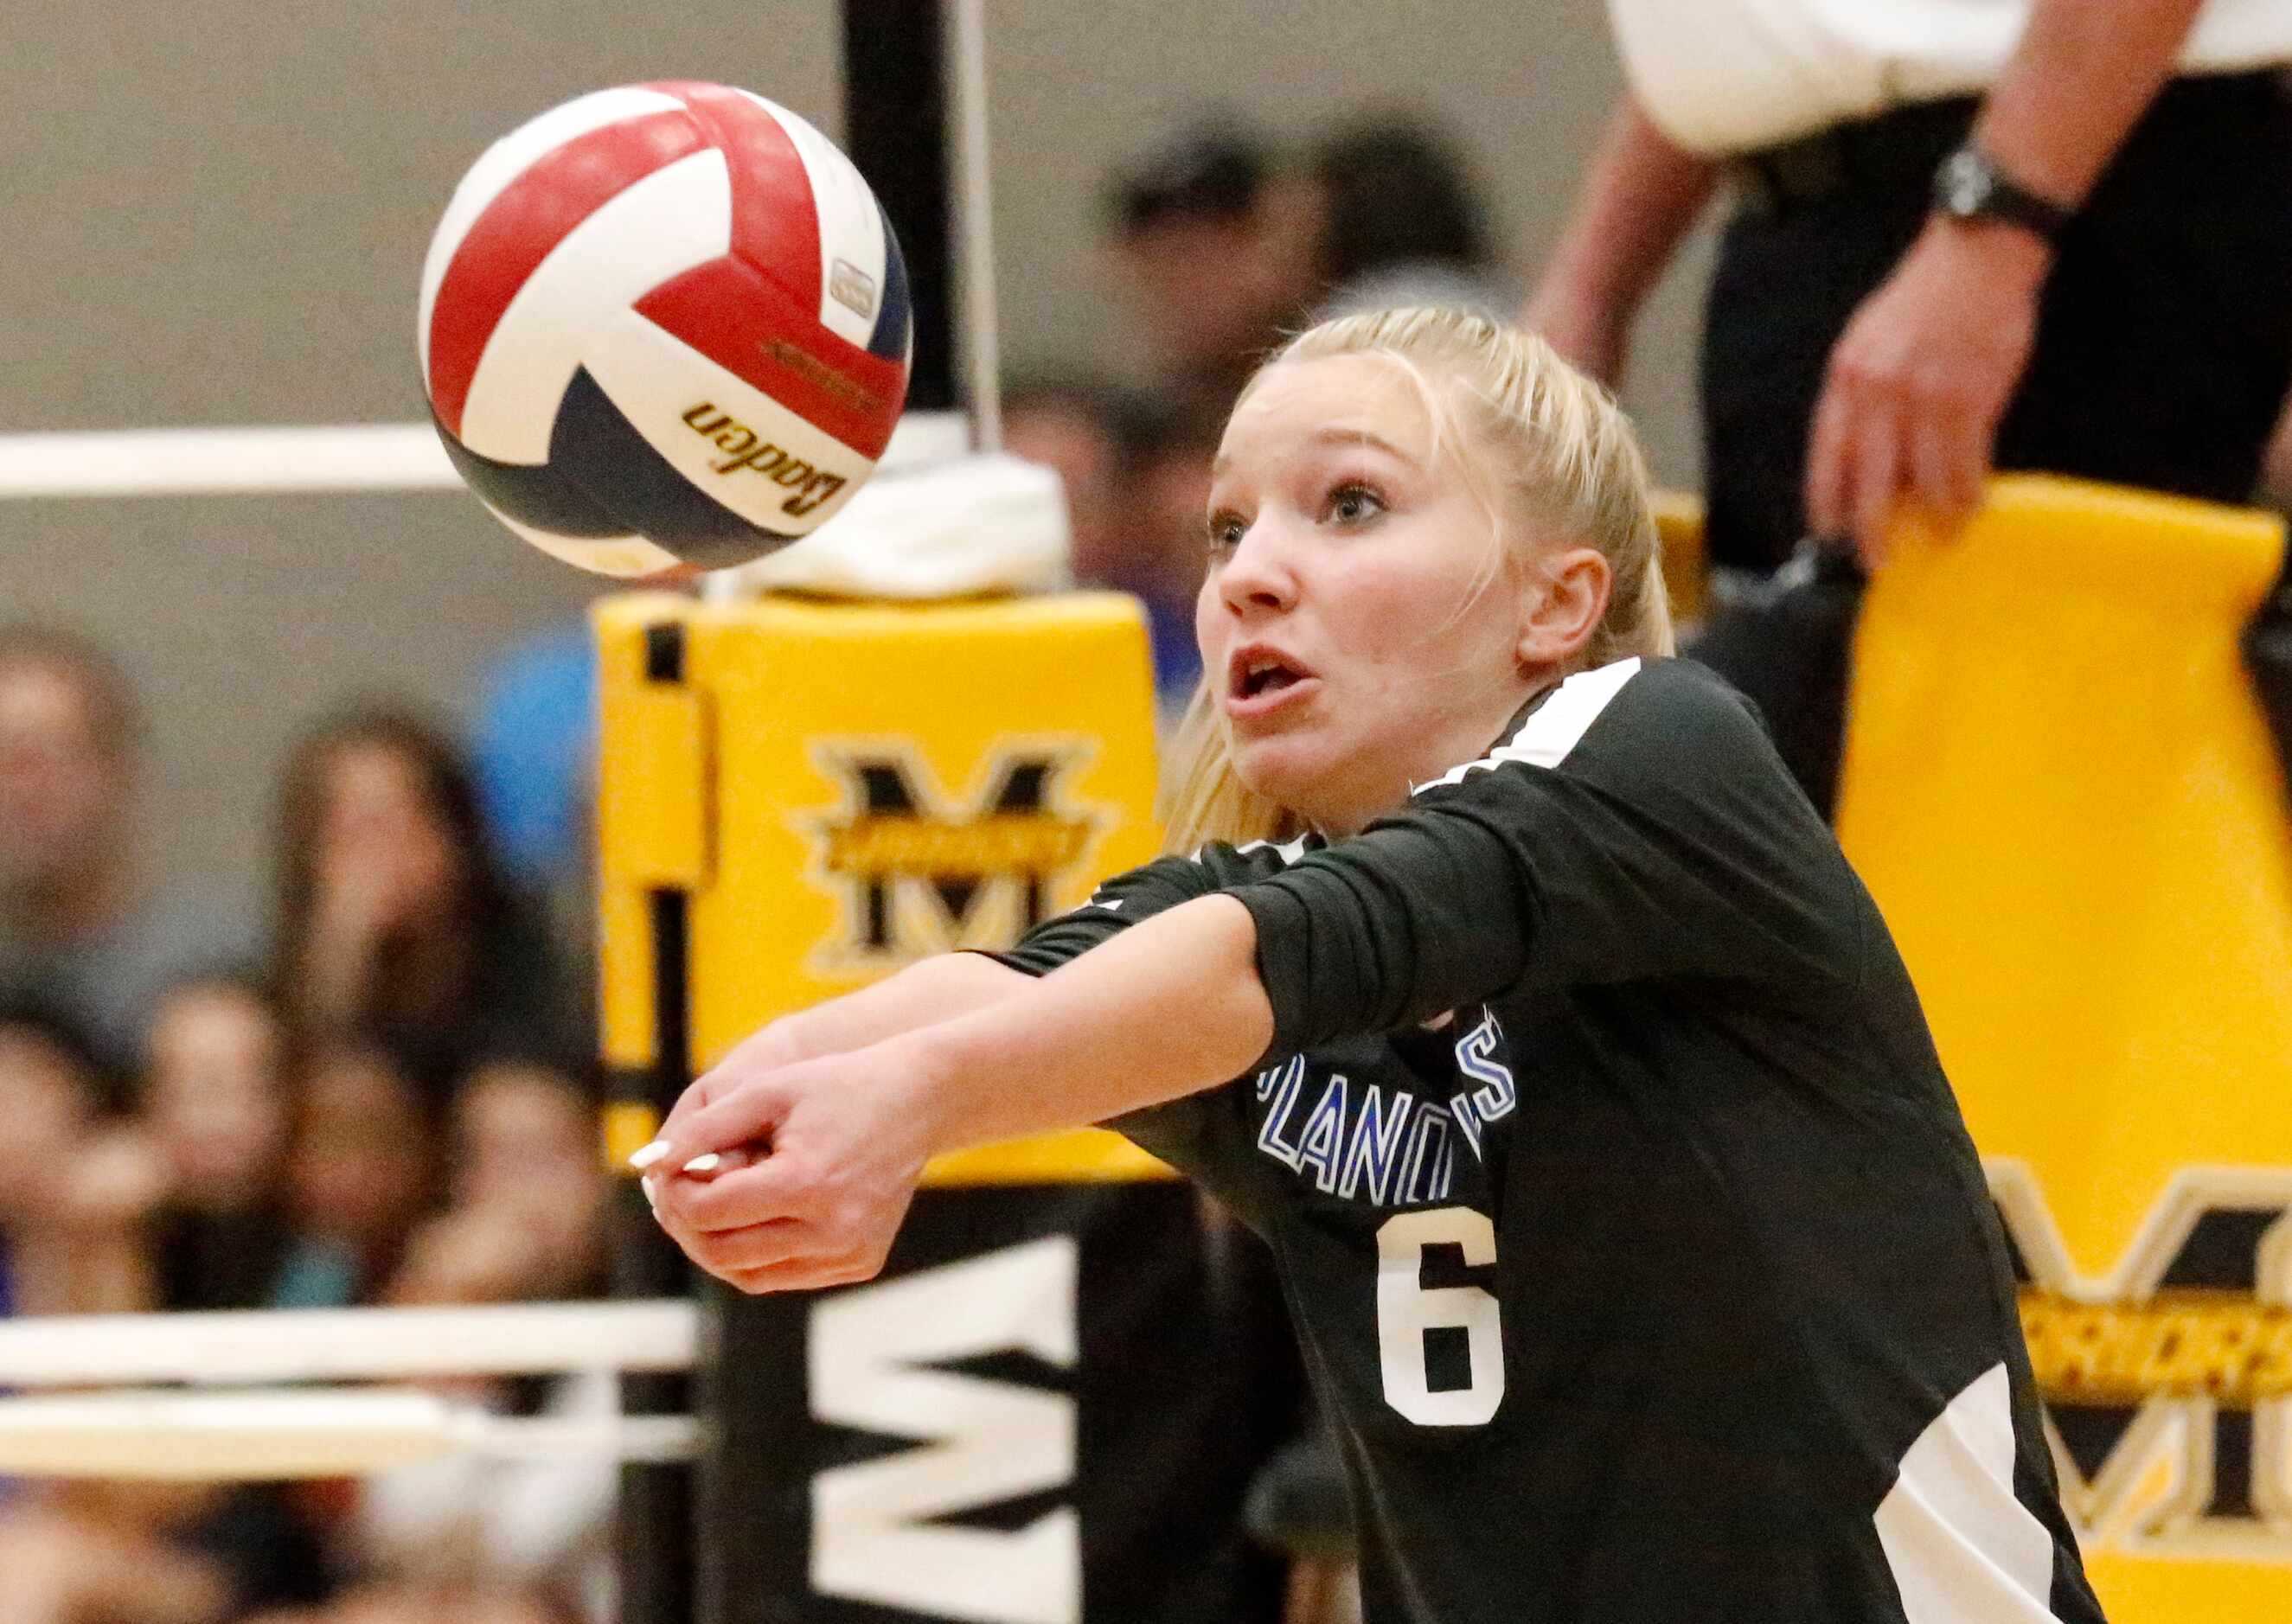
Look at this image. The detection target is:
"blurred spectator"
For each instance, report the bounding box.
[343,1371,616,1624]
[1527,2,2292,813]
[274,710,571,1080]
[2253,395,2292,787]
[464,628,601,1055]
[171,1477,338,1623]
[273,1043,442,1308]
[349,1059,612,1623]
[143,975,296,1312]
[1307,115,1509,322]
[0,994,334,1624]
[0,994,156,1316]
[1090,109,1512,730]
[1104,118,1320,412]
[246,1580,561,1624]
[385,1056,605,1308]
[0,1482,231,1624]
[142,981,360,1617]
[1115,393,1224,718]
[2266,395,2292,516]
[0,630,254,1079]
[1006,374,1207,719]
[1005,373,1132,592]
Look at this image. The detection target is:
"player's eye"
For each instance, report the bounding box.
[1325,482,1385,527]
[1206,509,1248,554]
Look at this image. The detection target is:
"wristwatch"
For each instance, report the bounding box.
[1932,144,2075,244]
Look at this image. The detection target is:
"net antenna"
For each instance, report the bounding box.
[946,0,1003,454]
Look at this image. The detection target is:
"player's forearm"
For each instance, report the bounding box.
[1526,96,1719,328]
[771,950,1032,1063]
[900,895,1272,1152]
[1975,0,2206,206]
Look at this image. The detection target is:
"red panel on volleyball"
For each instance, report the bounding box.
[425,111,707,438]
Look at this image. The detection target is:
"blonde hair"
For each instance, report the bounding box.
[1162,305,1674,854]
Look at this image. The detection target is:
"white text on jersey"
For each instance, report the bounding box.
[1251,1013,1517,1205]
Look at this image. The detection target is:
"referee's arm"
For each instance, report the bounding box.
[1808,0,2210,556]
[1522,95,1721,385]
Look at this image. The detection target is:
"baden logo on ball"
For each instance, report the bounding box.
[419,81,912,582]
[677,403,848,515]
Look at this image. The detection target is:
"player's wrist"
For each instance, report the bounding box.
[878,1027,974,1158]
[755,1013,828,1071]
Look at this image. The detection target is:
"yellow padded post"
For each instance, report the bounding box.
[1836,476,2292,1615]
[596,591,1174,1186]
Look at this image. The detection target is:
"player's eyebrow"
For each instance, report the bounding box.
[1309,426,1415,464]
[1211,426,1418,478]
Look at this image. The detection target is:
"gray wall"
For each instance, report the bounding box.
[0,2,1711,925]
[983,0,1712,479]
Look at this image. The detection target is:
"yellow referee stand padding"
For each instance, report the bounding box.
[1837,476,2292,1623]
[596,590,1173,1185]
[593,591,1317,1624]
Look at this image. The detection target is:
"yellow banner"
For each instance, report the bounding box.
[1840,477,2292,1614]
[596,591,1169,1180]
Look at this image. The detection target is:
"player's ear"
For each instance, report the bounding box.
[1515,546,1611,670]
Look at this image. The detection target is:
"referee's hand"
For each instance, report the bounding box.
[1805,215,2048,566]
[633,1038,939,1295]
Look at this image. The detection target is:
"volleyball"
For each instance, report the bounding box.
[419,82,912,580]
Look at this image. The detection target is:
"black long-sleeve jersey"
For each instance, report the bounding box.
[991,655,2106,1624]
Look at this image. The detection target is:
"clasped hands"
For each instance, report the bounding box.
[631,1024,945,1295]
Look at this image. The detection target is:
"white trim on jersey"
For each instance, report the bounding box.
[418,85,688,378]
[1874,1362,2063,1623]
[1181,663,1643,868]
[1418,656,1642,792]
[739,91,891,355]
[1229,835,1312,864]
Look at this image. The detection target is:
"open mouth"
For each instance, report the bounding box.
[1229,648,1314,705]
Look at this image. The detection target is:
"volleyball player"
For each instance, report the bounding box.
[640,307,2107,1623]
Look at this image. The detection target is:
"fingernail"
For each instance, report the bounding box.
[640,1174,659,1212]
[682,1153,722,1176]
[629,1141,671,1171]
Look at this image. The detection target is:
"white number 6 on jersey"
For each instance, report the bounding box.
[1376,1207,1504,1427]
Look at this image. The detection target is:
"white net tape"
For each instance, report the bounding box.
[0,1389,700,1479]
[0,1299,695,1386]
[0,1301,701,1479]
[0,412,969,501]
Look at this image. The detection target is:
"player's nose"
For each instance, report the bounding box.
[1216,517,1302,617]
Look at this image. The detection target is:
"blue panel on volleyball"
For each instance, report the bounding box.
[865,210,912,363]
[551,370,803,570]
[432,372,804,573]
[432,411,621,539]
